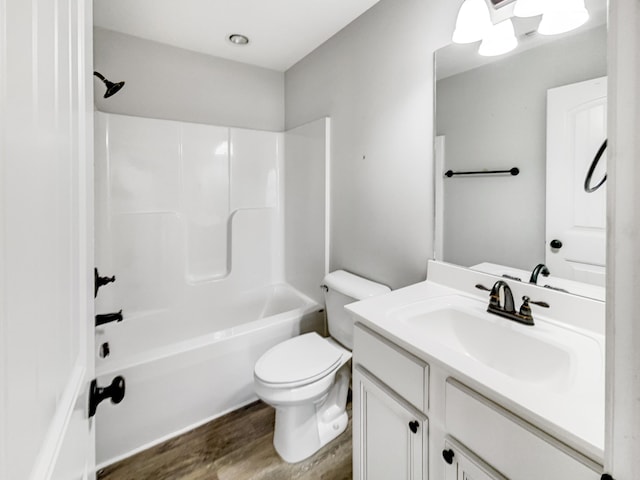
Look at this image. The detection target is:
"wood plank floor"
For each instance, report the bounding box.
[97,400,352,480]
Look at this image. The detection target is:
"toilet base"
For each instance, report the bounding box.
[272,366,350,463]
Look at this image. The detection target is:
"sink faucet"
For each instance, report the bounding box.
[529,263,550,284]
[488,280,515,313]
[476,281,550,326]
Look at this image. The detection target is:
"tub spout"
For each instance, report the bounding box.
[95,310,123,327]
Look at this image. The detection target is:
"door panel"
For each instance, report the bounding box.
[353,367,427,480]
[444,440,506,480]
[0,0,95,479]
[546,77,607,286]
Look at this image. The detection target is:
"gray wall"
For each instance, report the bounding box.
[93,28,284,131]
[436,26,607,271]
[285,0,459,289]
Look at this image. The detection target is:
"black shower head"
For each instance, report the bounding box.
[94,71,125,98]
[103,79,125,98]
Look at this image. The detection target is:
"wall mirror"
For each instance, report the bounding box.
[434,0,607,300]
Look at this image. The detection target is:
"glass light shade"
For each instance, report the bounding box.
[452,0,492,44]
[479,19,518,57]
[514,0,548,18]
[538,0,589,35]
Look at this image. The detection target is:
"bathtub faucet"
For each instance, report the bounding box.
[95,310,123,327]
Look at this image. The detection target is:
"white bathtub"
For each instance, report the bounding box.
[94,283,324,467]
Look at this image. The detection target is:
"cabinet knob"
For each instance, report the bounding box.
[442,448,455,465]
[408,420,419,434]
[601,475,614,480]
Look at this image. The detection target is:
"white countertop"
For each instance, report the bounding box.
[346,261,605,463]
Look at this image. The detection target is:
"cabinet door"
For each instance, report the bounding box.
[353,367,427,480]
[443,441,507,480]
[445,380,602,479]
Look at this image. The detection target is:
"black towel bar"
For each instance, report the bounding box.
[444,167,519,177]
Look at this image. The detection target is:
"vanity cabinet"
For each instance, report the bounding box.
[353,323,603,480]
[353,324,429,480]
[353,367,427,480]
[443,440,507,480]
[445,380,601,480]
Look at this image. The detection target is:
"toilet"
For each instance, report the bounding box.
[253,270,390,463]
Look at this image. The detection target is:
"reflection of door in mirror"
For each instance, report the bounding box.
[434,135,445,261]
[546,76,607,286]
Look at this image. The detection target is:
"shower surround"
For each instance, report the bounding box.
[94,113,329,466]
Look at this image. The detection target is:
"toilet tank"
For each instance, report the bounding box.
[322,270,390,349]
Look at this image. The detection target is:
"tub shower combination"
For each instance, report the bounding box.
[94,113,329,466]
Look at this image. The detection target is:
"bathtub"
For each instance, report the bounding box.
[94,283,325,468]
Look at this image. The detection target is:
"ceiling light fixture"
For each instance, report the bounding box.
[513,0,547,17]
[228,34,249,45]
[452,0,590,57]
[538,0,589,35]
[479,19,518,56]
[452,0,492,44]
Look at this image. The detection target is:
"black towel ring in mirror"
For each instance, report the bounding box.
[584,139,607,193]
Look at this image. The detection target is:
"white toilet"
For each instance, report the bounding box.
[253,270,390,463]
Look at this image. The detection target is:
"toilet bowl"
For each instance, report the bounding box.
[253,270,390,463]
[254,332,352,463]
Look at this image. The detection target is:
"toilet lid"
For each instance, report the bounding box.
[255,332,344,386]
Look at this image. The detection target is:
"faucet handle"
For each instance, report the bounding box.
[519,296,550,321]
[475,284,499,306]
[523,296,550,308]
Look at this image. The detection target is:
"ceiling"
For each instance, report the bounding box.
[93,0,382,72]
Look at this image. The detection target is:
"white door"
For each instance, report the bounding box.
[434,135,445,261]
[0,1,96,479]
[353,367,427,480]
[443,442,506,480]
[546,77,607,286]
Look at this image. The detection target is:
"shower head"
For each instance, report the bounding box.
[93,71,125,98]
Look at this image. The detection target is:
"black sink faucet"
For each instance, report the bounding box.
[489,280,515,313]
[529,263,550,284]
[476,281,549,326]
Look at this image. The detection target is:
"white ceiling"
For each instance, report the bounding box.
[93,0,381,72]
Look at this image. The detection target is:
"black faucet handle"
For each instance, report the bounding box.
[519,296,550,321]
[95,268,116,298]
[522,296,550,308]
[476,284,501,309]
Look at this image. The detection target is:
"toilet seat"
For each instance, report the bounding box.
[254,333,346,388]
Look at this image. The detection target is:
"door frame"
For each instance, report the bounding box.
[605,0,640,478]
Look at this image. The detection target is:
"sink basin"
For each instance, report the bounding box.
[388,296,596,391]
[346,270,606,458]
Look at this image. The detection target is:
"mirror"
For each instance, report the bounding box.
[434,1,607,300]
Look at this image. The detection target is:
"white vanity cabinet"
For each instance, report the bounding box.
[443,440,507,480]
[353,323,603,480]
[353,324,430,480]
[353,367,427,480]
[445,380,602,480]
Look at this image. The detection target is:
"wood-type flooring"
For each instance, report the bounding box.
[97,400,352,480]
